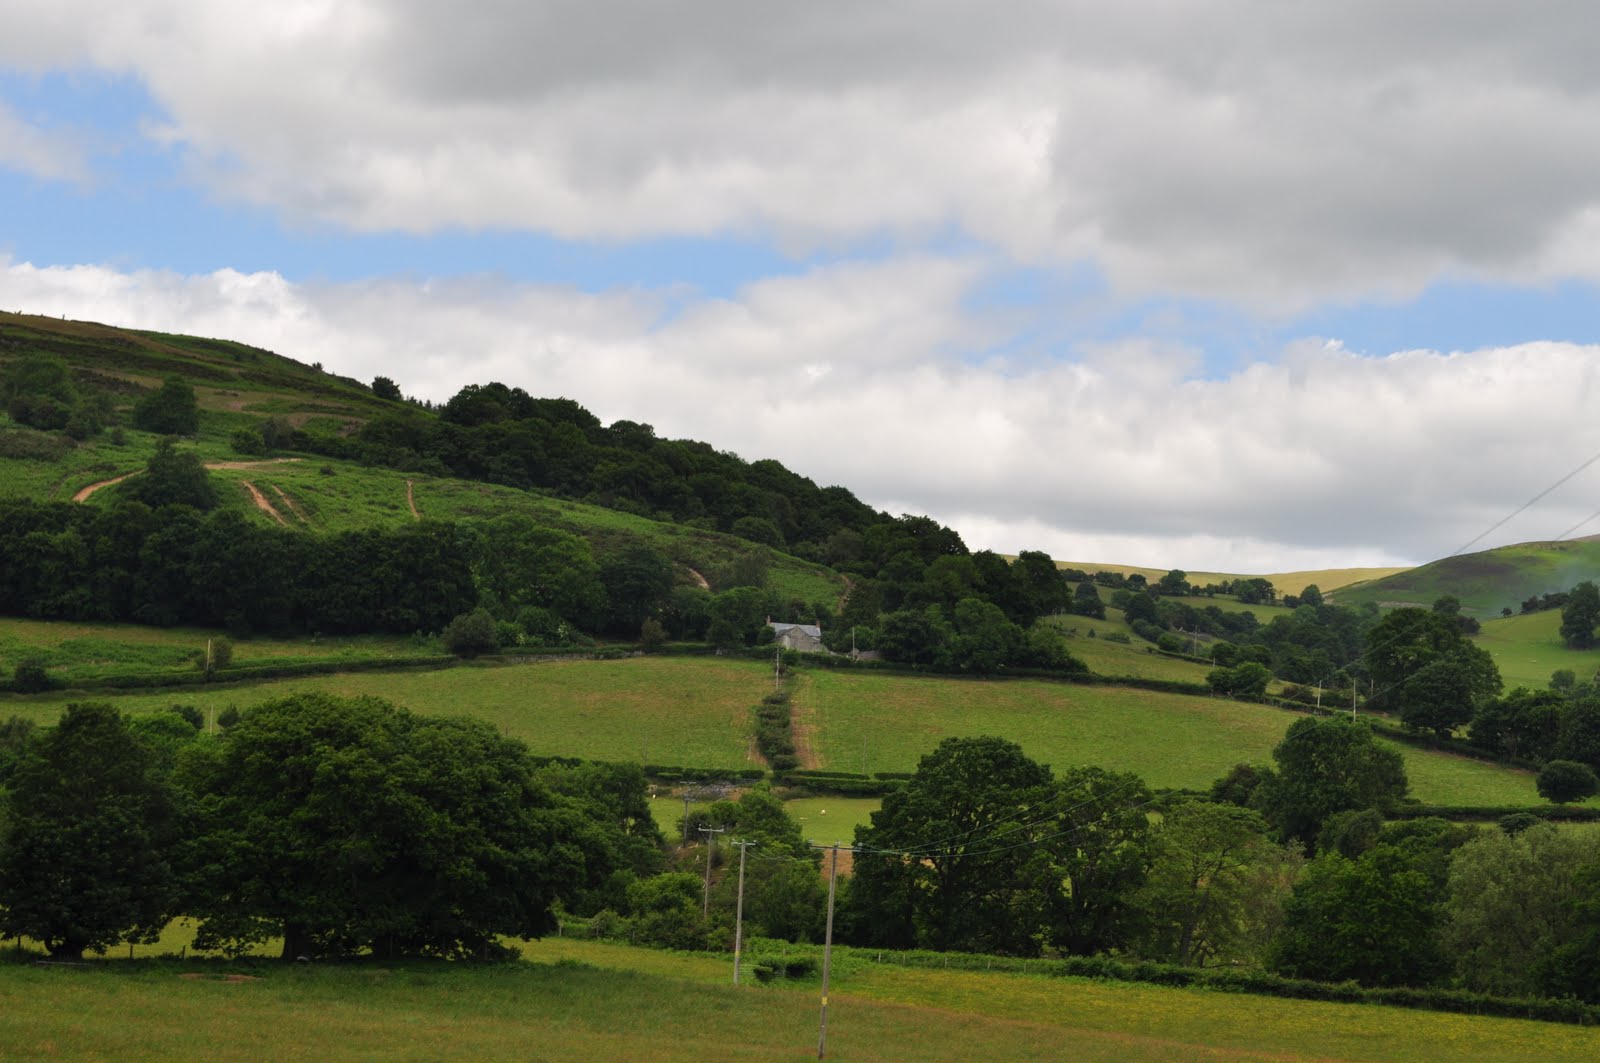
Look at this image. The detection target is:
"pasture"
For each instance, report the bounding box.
[1473,608,1600,690]
[0,656,767,769]
[0,937,1593,1062]
[795,670,1549,805]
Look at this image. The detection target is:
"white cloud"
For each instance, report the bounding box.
[8,255,1600,572]
[0,101,86,183]
[10,2,1600,307]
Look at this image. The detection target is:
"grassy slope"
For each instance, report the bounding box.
[1,657,767,769]
[1,938,1592,1062]
[1334,539,1600,618]
[797,670,1546,805]
[1473,608,1600,690]
[0,311,847,606]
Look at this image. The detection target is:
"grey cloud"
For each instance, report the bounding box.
[13,2,1600,305]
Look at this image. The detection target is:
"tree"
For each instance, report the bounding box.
[0,704,181,959]
[1561,581,1600,649]
[1366,607,1502,736]
[1252,716,1409,849]
[469,516,606,629]
[132,375,200,435]
[1469,687,1564,762]
[1072,581,1106,619]
[2,352,78,430]
[1206,661,1270,698]
[599,543,676,634]
[1270,842,1448,987]
[123,438,219,511]
[1135,802,1287,967]
[1031,766,1153,956]
[849,736,1052,954]
[1536,760,1599,804]
[1299,584,1324,607]
[371,375,403,401]
[1443,823,1600,996]
[179,694,589,959]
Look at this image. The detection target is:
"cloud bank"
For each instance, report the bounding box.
[8,2,1600,308]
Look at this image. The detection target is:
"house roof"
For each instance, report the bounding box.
[769,621,822,638]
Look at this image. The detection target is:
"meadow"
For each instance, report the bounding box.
[4,652,1558,806]
[0,617,434,685]
[0,656,767,769]
[795,670,1548,805]
[1472,608,1600,690]
[1,937,1594,1062]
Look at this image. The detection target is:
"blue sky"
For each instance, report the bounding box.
[5,3,1600,571]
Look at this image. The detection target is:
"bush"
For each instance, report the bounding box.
[11,657,55,693]
[1537,760,1600,804]
[442,608,499,658]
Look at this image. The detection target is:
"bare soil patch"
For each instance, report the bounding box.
[271,483,310,524]
[241,481,289,526]
[72,471,139,502]
[406,480,421,520]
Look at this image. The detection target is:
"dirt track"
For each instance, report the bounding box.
[406,480,420,520]
[240,481,289,526]
[72,458,304,503]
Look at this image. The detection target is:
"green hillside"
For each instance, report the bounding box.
[1333,539,1600,618]
[1474,608,1600,690]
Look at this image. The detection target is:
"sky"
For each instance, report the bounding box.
[4,1,1600,573]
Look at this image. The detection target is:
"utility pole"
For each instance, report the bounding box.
[682,793,692,844]
[699,825,725,915]
[816,843,841,1059]
[731,839,756,985]
[774,644,782,690]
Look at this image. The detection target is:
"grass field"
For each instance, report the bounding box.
[796,670,1549,805]
[1,936,1593,1062]
[0,617,434,685]
[0,656,767,768]
[1473,608,1600,690]
[4,653,1562,806]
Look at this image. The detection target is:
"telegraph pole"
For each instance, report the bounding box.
[682,793,692,844]
[816,843,841,1059]
[731,839,756,985]
[699,825,726,915]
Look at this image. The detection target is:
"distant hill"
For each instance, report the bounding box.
[1331,539,1600,618]
[1055,560,1409,597]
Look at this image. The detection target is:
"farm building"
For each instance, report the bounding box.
[768,620,825,653]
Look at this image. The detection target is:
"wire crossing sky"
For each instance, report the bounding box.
[4,1,1600,570]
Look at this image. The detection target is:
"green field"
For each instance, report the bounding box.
[0,617,435,685]
[796,670,1548,805]
[1473,609,1600,690]
[0,656,767,769]
[1,936,1592,1062]
[1057,560,1410,597]
[4,653,1560,807]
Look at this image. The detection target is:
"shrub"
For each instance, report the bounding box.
[11,658,55,694]
[1537,760,1600,804]
[442,608,498,658]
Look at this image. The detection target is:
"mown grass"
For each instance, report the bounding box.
[1473,608,1600,690]
[796,670,1546,805]
[2,936,1591,1062]
[1,656,766,769]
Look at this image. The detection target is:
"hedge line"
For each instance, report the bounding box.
[642,764,766,783]
[853,947,1600,1025]
[1390,804,1600,822]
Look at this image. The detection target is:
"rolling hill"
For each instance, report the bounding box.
[1332,538,1600,618]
